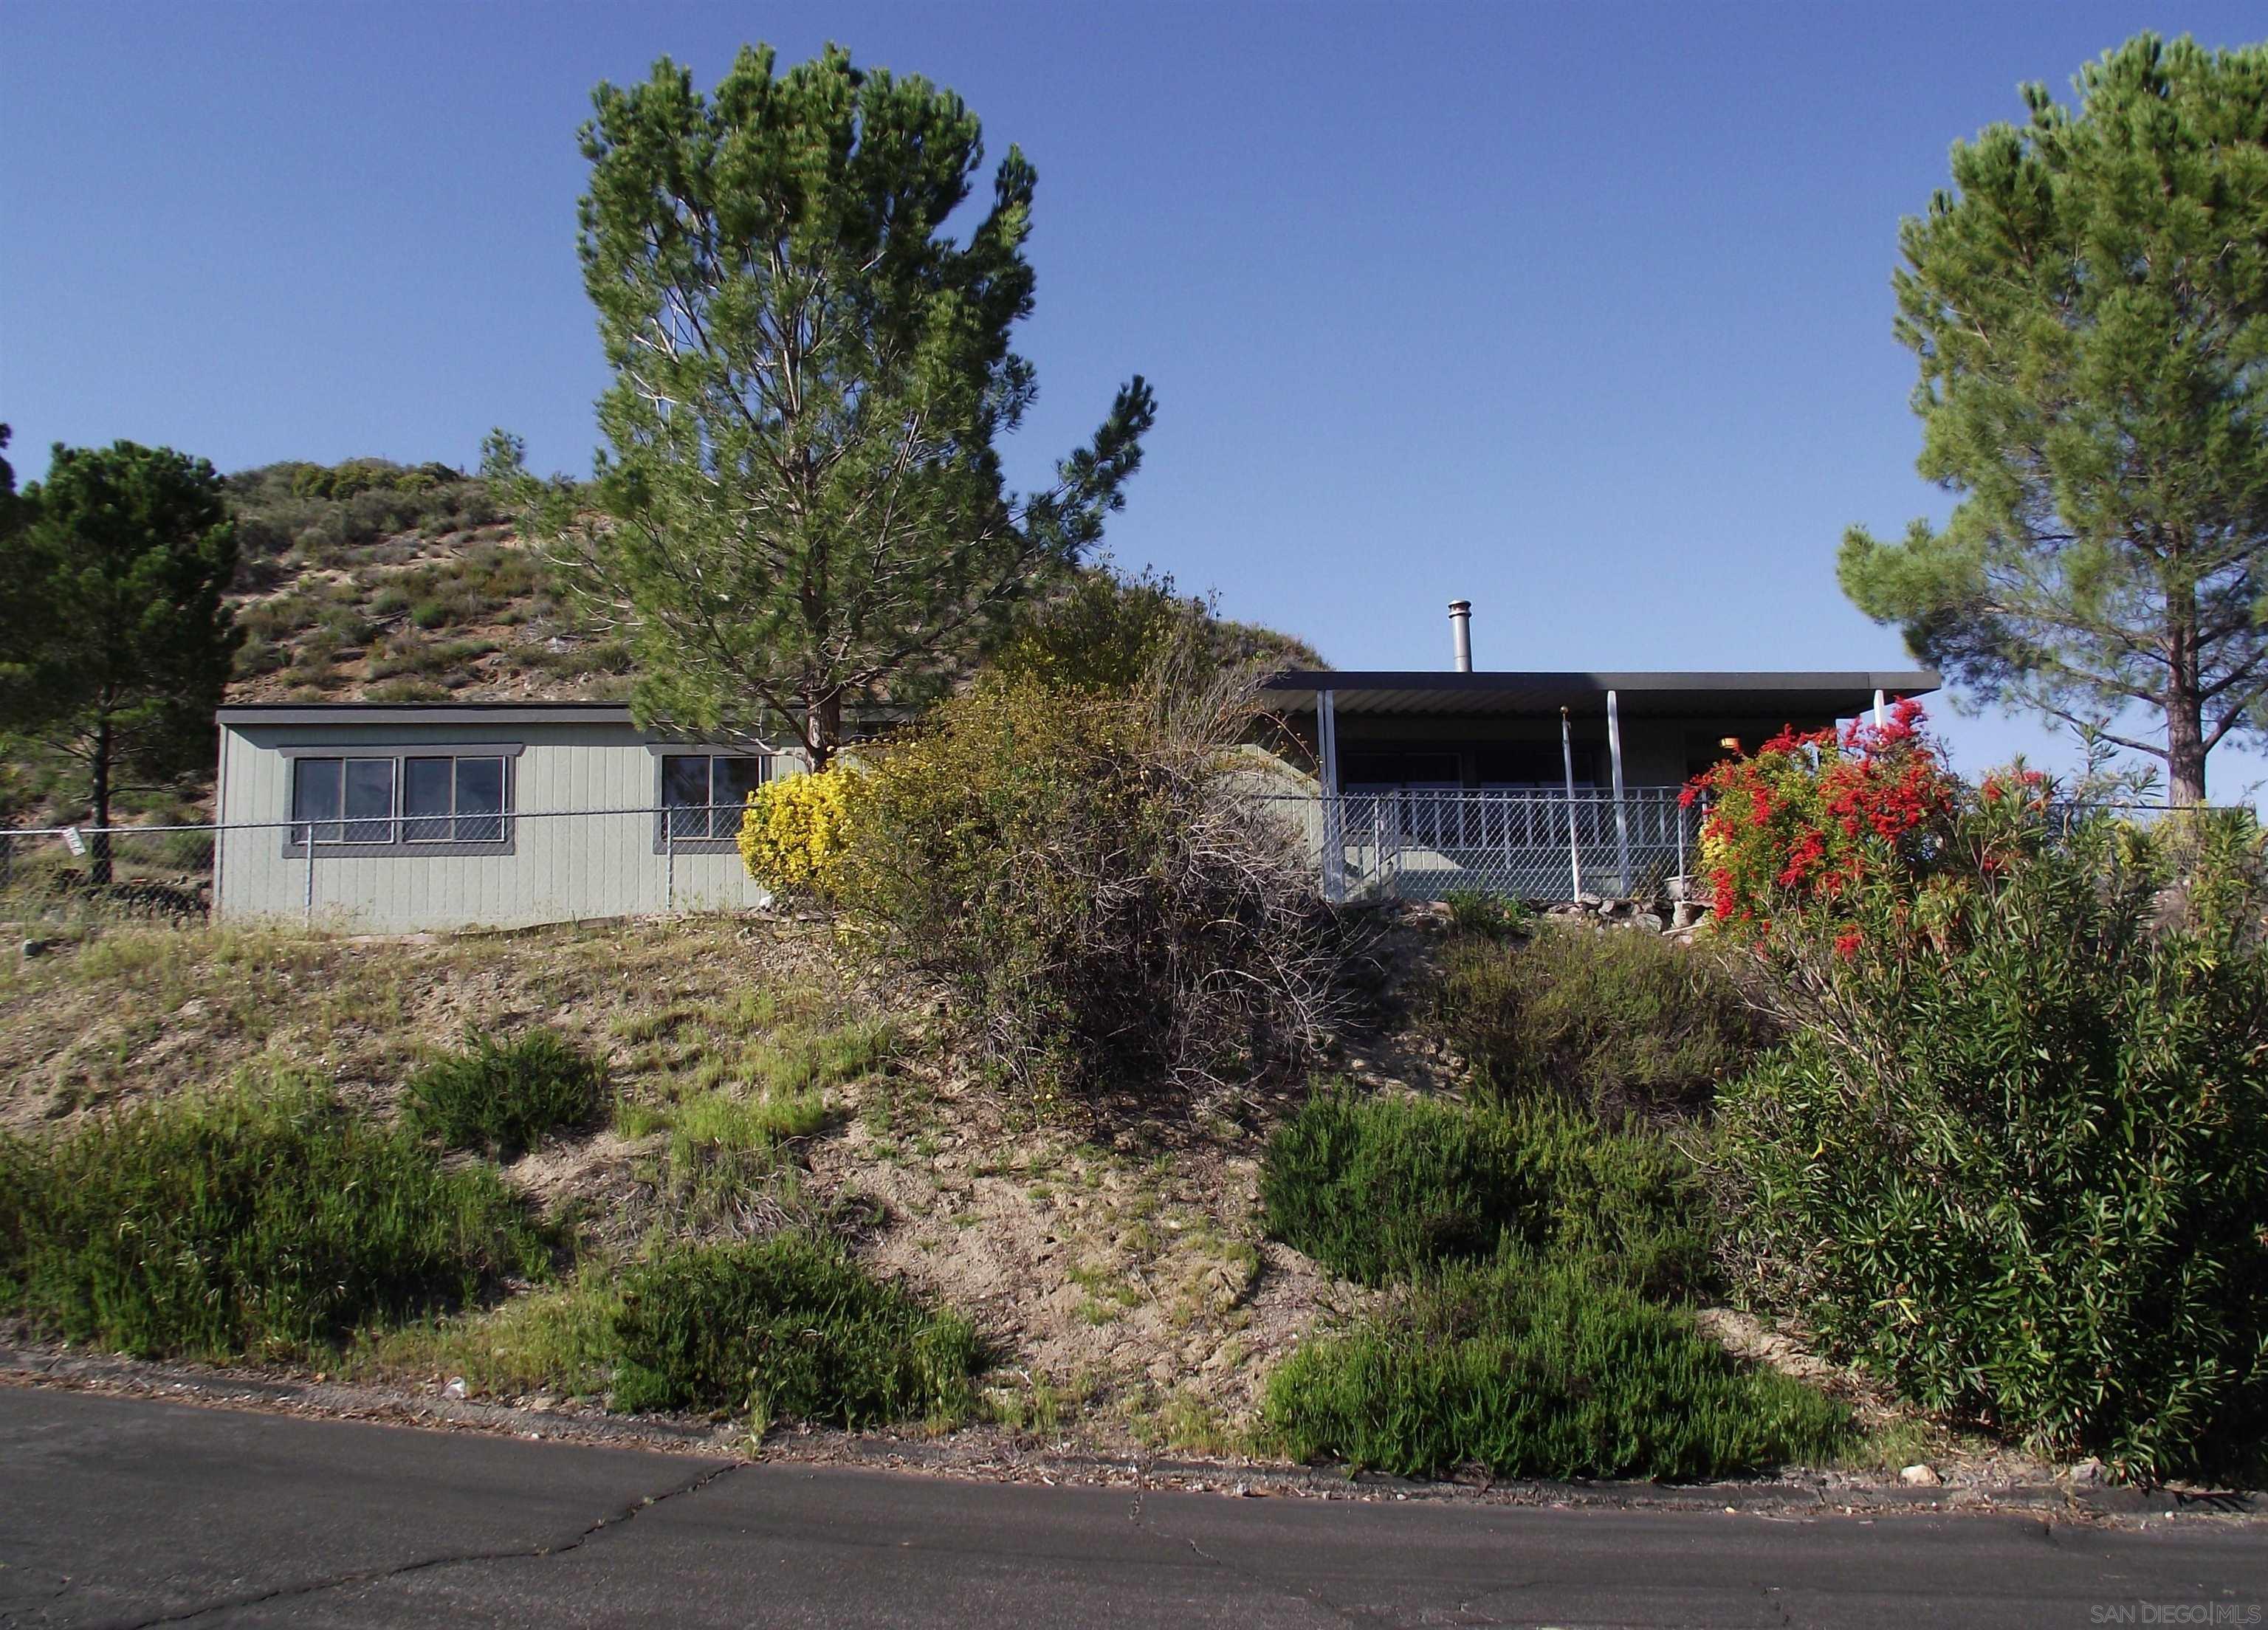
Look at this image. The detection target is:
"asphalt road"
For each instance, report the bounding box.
[0,1387,2261,1629]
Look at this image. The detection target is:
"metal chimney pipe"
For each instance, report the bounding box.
[1448,599,1473,673]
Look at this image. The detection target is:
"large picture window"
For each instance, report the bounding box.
[661,754,767,840]
[289,753,512,850]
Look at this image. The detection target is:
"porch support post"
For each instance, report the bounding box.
[1873,687,1886,728]
[1318,690,1344,903]
[1607,689,1632,895]
[1561,707,1581,900]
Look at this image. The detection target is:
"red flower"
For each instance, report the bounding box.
[1834,928,1864,960]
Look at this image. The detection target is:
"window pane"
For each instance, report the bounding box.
[662,755,709,839]
[713,757,764,836]
[403,757,453,843]
[344,758,396,843]
[292,758,342,843]
[455,757,505,842]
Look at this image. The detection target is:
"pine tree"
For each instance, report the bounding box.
[1839,34,2268,804]
[0,441,241,881]
[500,44,1155,766]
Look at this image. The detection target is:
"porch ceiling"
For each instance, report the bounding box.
[1262,670,1939,720]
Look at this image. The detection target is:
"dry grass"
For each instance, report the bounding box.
[0,916,830,1131]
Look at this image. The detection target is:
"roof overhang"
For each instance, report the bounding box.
[1260,670,1939,720]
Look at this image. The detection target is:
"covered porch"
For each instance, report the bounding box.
[1259,669,1937,902]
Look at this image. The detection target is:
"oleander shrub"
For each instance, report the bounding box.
[1262,1251,1848,1480]
[1260,1087,1710,1297]
[738,768,862,897]
[402,1028,607,1160]
[609,1234,980,1426]
[830,668,1342,1102]
[1717,802,2268,1481]
[0,1076,551,1359]
[1684,698,1960,939]
[1436,924,1764,1117]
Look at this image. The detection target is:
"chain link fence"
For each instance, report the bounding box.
[1251,787,1704,904]
[3,789,1695,935]
[2,790,2232,937]
[0,803,772,935]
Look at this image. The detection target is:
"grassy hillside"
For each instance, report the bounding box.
[0,914,1336,1451]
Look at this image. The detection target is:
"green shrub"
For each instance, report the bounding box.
[836,672,1341,1102]
[610,1235,980,1426]
[1263,1252,1848,1480]
[403,1029,605,1159]
[1260,1087,1710,1296]
[1260,1089,1531,1285]
[0,1076,551,1359]
[1717,807,2268,1481]
[1437,925,1763,1117]
[1507,1097,1716,1301]
[1441,888,1536,940]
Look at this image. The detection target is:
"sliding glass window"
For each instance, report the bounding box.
[289,754,511,847]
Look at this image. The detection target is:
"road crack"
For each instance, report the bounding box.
[116,1459,743,1628]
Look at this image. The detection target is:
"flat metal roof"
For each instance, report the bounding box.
[1260,670,1939,719]
[219,701,639,727]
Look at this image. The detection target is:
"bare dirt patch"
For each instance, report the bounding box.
[809,1063,1373,1452]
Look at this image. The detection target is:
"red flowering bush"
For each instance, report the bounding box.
[1681,699,1960,943]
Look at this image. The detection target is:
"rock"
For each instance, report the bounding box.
[1205,1256,1258,1315]
[443,1376,469,1400]
[1576,891,1605,909]
[19,938,49,959]
[2069,1457,2106,1486]
[1631,913,1666,932]
[1672,901,1706,930]
[1899,1462,1940,1488]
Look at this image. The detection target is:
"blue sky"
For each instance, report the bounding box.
[7,1,2267,795]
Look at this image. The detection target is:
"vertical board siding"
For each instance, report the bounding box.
[214,721,783,932]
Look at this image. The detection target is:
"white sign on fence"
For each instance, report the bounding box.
[61,827,86,858]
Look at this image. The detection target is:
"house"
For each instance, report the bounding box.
[1259,605,1937,899]
[212,701,797,931]
[210,612,1937,926]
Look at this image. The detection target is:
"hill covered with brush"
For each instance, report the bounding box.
[223,458,632,706]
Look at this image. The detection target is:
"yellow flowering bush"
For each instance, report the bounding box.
[737,768,862,896]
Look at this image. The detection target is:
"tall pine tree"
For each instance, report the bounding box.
[499,44,1155,766]
[1840,34,2268,804]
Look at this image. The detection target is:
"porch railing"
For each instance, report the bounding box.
[1258,786,1702,903]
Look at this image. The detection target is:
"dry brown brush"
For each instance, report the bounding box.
[828,642,1347,1107]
